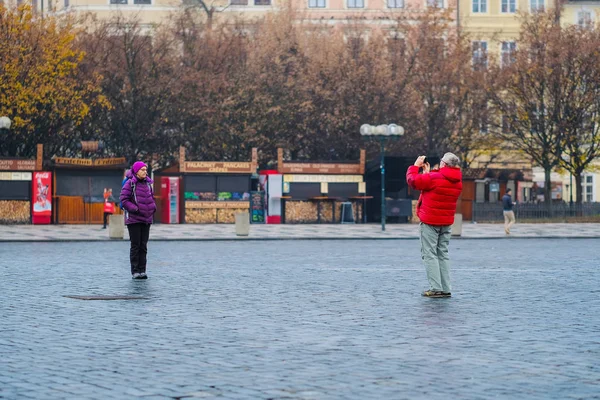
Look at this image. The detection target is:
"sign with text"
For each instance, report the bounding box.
[53,157,127,167]
[185,201,250,209]
[184,161,254,174]
[0,159,36,171]
[279,162,363,175]
[32,172,52,224]
[0,172,32,181]
[278,148,365,175]
[283,175,364,183]
[94,157,127,166]
[250,191,265,224]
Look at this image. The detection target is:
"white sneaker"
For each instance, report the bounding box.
[132,273,142,279]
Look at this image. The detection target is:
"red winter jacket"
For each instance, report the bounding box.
[406,165,463,226]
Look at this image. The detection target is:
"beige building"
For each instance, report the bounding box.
[563,0,600,28]
[4,0,458,25]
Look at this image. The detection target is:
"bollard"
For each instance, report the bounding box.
[451,213,462,237]
[235,212,250,236]
[108,214,125,239]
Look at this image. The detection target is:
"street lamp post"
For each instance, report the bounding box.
[562,153,574,212]
[360,123,405,232]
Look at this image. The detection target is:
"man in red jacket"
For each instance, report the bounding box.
[406,153,463,298]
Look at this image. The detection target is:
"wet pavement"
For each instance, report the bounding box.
[1,239,599,399]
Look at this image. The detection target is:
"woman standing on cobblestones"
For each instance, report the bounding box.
[120,161,156,279]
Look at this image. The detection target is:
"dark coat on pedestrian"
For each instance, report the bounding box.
[502,193,514,211]
[119,169,156,225]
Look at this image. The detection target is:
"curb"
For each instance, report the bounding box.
[1,236,599,243]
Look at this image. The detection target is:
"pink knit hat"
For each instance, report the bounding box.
[132,161,147,174]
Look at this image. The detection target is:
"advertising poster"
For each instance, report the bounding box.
[250,191,265,224]
[32,172,52,224]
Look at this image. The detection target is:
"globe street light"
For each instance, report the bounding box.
[0,117,11,156]
[0,116,11,131]
[360,123,405,231]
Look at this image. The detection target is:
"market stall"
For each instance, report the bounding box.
[155,147,258,224]
[277,148,368,224]
[0,144,46,224]
[51,156,126,224]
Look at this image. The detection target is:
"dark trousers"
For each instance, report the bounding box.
[103,212,112,228]
[127,223,151,275]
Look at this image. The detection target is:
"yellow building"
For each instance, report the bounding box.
[563,0,600,28]
[459,0,558,66]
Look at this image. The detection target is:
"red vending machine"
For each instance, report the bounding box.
[32,171,52,225]
[160,176,180,224]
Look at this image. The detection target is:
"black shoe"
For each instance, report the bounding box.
[422,290,446,298]
[102,226,107,229]
[441,292,452,297]
[139,272,148,279]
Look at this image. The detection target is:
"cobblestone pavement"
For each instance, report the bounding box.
[1,222,600,241]
[1,239,599,400]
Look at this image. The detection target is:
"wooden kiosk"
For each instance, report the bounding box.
[51,152,127,224]
[0,145,43,224]
[278,148,369,223]
[158,147,258,224]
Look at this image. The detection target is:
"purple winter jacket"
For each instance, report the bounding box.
[119,169,157,225]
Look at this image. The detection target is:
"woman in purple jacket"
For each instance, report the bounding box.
[120,161,157,279]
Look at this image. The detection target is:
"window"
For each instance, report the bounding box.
[309,0,326,7]
[501,0,515,13]
[388,36,406,57]
[254,0,271,4]
[134,0,151,4]
[347,0,365,8]
[388,0,403,7]
[472,0,486,13]
[472,41,487,70]
[64,0,69,7]
[501,41,516,67]
[583,175,594,202]
[347,36,364,58]
[578,11,592,28]
[427,0,443,7]
[530,0,544,12]
[230,0,248,4]
[110,0,127,4]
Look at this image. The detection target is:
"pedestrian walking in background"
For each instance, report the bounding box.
[406,153,463,298]
[102,188,115,229]
[502,188,516,235]
[120,161,156,279]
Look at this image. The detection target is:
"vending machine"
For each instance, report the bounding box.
[160,176,180,224]
[32,171,52,225]
[259,170,283,224]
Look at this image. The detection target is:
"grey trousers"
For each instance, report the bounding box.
[420,222,452,293]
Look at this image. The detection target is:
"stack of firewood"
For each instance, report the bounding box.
[411,200,420,223]
[217,208,246,224]
[185,208,217,224]
[285,201,318,223]
[0,201,30,224]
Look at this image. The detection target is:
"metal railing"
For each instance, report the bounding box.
[472,202,600,222]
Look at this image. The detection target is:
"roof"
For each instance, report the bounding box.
[463,168,532,181]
